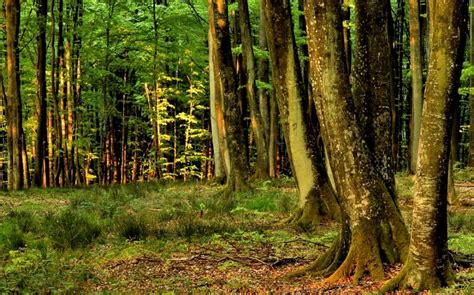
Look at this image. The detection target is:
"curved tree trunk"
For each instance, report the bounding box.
[303,0,409,282]
[208,0,249,192]
[382,0,467,291]
[262,0,340,226]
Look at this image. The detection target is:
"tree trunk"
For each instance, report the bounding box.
[5,0,24,190]
[208,30,226,182]
[208,0,249,192]
[469,0,474,167]
[408,0,423,173]
[352,0,396,197]
[34,0,49,188]
[238,0,269,180]
[263,0,340,226]
[382,0,467,291]
[303,0,409,282]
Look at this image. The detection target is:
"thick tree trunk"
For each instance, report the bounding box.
[5,0,24,190]
[303,0,409,282]
[34,0,49,188]
[408,0,424,173]
[208,0,249,192]
[263,0,340,226]
[382,0,467,291]
[238,0,269,180]
[352,0,396,197]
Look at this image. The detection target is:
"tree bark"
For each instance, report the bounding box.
[469,0,474,167]
[208,0,249,192]
[34,0,49,188]
[352,0,396,197]
[238,0,269,180]
[382,0,467,291]
[5,0,24,190]
[303,0,409,282]
[208,30,226,182]
[408,0,424,173]
[263,0,340,226]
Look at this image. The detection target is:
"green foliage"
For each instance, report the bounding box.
[449,212,474,234]
[45,208,101,250]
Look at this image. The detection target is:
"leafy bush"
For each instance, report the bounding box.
[45,208,101,250]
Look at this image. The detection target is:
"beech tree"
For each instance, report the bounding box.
[302,0,409,281]
[382,0,468,291]
[5,0,26,190]
[408,0,424,173]
[208,0,249,191]
[262,0,340,226]
[34,0,49,188]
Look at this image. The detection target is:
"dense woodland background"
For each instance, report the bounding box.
[0,0,473,292]
[0,0,472,189]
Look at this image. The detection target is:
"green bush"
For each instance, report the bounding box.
[115,213,150,241]
[0,223,26,253]
[45,208,101,250]
[7,210,38,233]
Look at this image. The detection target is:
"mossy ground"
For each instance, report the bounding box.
[0,170,472,293]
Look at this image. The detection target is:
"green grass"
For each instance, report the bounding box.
[0,173,472,293]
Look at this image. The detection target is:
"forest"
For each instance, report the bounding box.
[0,0,473,292]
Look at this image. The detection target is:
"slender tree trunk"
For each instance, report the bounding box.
[263,0,340,226]
[5,0,24,190]
[238,0,269,179]
[469,0,474,167]
[34,0,49,188]
[208,0,250,192]
[382,0,467,291]
[408,0,424,173]
[303,0,409,282]
[208,30,226,183]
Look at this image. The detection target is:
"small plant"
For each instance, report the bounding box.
[45,208,101,250]
[0,223,26,253]
[115,213,150,241]
[7,210,38,233]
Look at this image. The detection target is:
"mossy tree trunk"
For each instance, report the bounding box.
[208,0,249,192]
[262,0,340,226]
[303,0,409,282]
[382,0,467,291]
[353,0,396,197]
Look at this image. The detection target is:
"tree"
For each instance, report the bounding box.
[238,0,269,180]
[208,0,249,191]
[5,0,26,190]
[382,0,468,291]
[408,0,424,173]
[352,0,397,197]
[302,0,409,282]
[469,0,474,167]
[34,0,49,188]
[262,0,340,226]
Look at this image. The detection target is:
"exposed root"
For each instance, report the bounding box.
[286,222,350,279]
[380,255,455,292]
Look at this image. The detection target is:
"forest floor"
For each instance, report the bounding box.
[0,169,473,293]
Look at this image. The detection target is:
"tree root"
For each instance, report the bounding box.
[286,223,351,279]
[380,255,455,292]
